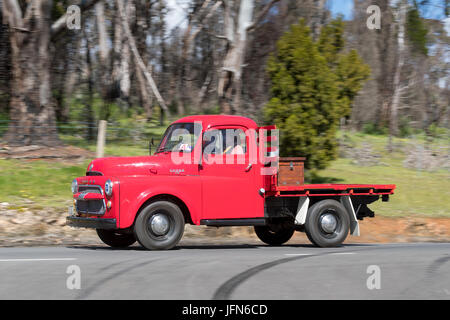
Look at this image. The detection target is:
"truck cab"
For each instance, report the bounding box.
[67,115,395,249]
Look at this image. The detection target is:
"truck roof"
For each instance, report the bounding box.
[173,115,258,129]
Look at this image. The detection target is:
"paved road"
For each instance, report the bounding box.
[0,243,449,299]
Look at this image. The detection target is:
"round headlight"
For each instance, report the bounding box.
[71,179,78,194]
[105,179,113,196]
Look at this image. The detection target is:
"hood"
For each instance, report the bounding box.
[86,153,197,177]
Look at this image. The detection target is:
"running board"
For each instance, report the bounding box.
[200,218,267,227]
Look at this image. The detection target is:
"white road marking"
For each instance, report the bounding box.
[330,252,356,255]
[0,258,77,262]
[284,252,356,257]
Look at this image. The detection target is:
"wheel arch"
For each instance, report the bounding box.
[295,196,359,236]
[135,194,193,226]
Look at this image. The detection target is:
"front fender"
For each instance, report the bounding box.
[118,175,202,228]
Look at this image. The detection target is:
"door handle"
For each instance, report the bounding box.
[245,164,252,172]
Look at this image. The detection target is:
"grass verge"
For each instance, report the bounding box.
[0,131,448,217]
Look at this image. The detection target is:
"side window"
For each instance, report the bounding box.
[203,128,247,156]
[224,129,246,155]
[203,129,223,155]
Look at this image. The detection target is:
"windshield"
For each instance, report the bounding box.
[155,123,201,154]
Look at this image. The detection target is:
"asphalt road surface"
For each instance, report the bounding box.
[0,243,449,299]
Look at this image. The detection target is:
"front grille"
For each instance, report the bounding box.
[76,185,105,215]
[76,199,105,215]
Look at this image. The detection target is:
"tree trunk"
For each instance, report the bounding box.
[135,64,154,119]
[94,0,113,120]
[218,0,255,114]
[389,0,407,139]
[134,0,154,120]
[179,0,222,114]
[217,0,278,114]
[119,0,133,102]
[310,0,326,40]
[3,0,60,146]
[95,1,109,63]
[84,27,95,141]
[116,0,170,117]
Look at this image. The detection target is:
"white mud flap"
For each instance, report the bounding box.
[340,195,360,236]
[294,197,309,225]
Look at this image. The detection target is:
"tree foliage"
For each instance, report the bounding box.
[264,19,370,170]
[319,18,371,118]
[406,7,428,55]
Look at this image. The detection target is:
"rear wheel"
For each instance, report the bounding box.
[254,222,295,246]
[134,201,185,250]
[96,229,136,248]
[305,199,350,247]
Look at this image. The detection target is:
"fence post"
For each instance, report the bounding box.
[96,120,107,158]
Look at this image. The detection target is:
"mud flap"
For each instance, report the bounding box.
[340,195,360,236]
[294,197,309,225]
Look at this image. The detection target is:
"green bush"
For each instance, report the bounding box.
[362,123,388,135]
[264,19,370,170]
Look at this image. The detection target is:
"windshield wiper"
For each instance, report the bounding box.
[155,147,172,154]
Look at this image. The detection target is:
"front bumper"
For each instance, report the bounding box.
[66,215,117,230]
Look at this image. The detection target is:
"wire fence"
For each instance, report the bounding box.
[1,119,449,168]
[0,119,165,155]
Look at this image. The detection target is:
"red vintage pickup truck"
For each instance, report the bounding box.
[67,115,395,249]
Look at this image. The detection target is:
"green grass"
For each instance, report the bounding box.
[318,158,450,217]
[0,124,168,209]
[60,124,167,157]
[0,159,88,209]
[0,130,448,217]
[319,130,450,217]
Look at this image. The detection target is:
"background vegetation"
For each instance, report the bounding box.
[0,0,448,218]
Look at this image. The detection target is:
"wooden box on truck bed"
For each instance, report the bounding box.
[277,157,305,186]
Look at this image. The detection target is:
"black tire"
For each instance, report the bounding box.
[134,201,185,250]
[96,229,136,248]
[305,199,350,247]
[254,222,295,246]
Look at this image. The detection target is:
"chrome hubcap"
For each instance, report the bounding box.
[319,213,338,234]
[149,213,170,236]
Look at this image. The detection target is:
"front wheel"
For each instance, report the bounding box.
[305,199,350,247]
[134,201,185,250]
[96,229,136,248]
[254,223,295,246]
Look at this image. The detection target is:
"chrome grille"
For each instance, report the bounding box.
[78,185,103,194]
[76,185,105,215]
[76,200,105,215]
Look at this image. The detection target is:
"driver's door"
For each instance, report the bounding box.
[200,126,262,220]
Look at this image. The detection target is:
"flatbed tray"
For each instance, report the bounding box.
[273,183,396,197]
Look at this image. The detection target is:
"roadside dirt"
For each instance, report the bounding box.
[0,204,448,246]
[346,215,450,243]
[185,216,450,245]
[0,144,94,161]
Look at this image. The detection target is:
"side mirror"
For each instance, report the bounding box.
[149,138,155,155]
